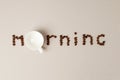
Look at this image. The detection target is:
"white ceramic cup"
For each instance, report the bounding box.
[24,31,44,53]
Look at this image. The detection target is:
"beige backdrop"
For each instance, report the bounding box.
[0,0,120,80]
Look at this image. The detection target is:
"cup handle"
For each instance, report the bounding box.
[37,48,43,54]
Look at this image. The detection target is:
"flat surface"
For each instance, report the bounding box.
[0,0,120,80]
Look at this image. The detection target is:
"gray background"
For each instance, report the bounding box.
[0,0,120,80]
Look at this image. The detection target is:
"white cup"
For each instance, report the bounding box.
[24,31,44,53]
